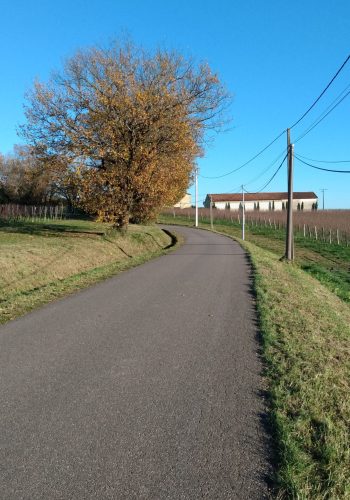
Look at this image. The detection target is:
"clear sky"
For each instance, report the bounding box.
[1,0,349,208]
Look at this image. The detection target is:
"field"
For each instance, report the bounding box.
[165,207,350,242]
[159,209,350,499]
[0,218,172,324]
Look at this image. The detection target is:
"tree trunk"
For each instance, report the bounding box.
[113,212,130,234]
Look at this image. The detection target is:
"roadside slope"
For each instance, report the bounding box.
[0,220,171,324]
[247,241,350,499]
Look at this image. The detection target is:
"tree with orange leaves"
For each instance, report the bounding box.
[21,41,229,230]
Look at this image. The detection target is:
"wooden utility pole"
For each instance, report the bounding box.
[285,128,294,260]
[210,195,214,229]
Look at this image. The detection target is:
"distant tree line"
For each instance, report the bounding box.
[0,145,78,207]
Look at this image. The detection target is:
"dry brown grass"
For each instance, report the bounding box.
[0,219,171,323]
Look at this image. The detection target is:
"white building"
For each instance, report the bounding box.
[174,193,192,209]
[204,192,318,211]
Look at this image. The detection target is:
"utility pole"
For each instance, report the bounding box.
[195,166,198,227]
[210,195,213,229]
[320,188,328,210]
[285,128,294,261]
[242,185,245,241]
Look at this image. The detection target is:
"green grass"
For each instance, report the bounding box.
[159,214,350,499]
[300,263,350,303]
[0,218,173,324]
[249,244,350,499]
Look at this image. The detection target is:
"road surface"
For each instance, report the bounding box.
[0,226,271,499]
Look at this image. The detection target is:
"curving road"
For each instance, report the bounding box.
[0,226,271,499]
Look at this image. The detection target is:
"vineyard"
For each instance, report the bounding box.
[2,204,349,243]
[163,207,350,246]
[0,203,65,221]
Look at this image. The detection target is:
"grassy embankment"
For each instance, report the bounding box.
[159,214,350,499]
[0,218,173,324]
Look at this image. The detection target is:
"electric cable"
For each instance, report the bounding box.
[244,153,288,193]
[297,153,350,164]
[290,53,350,129]
[295,87,350,143]
[199,129,285,179]
[228,183,244,194]
[214,149,285,195]
[295,155,350,173]
[242,149,286,187]
[200,54,350,181]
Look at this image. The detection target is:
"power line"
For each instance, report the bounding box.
[199,55,350,184]
[199,129,285,179]
[255,153,288,192]
[294,82,350,142]
[243,149,286,187]
[220,150,285,194]
[225,149,285,193]
[297,153,350,164]
[244,153,288,193]
[228,183,244,194]
[290,53,350,130]
[295,87,350,143]
[295,155,350,173]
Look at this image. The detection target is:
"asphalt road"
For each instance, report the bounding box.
[0,226,271,499]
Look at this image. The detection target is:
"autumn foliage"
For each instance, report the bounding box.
[21,42,228,229]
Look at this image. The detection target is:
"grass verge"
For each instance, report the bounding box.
[247,242,350,499]
[0,219,174,324]
[160,217,350,498]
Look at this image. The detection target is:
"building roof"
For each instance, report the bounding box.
[207,192,317,202]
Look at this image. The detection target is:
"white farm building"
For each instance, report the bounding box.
[174,193,192,209]
[204,192,318,211]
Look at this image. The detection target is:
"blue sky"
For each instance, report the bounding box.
[1,0,349,208]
